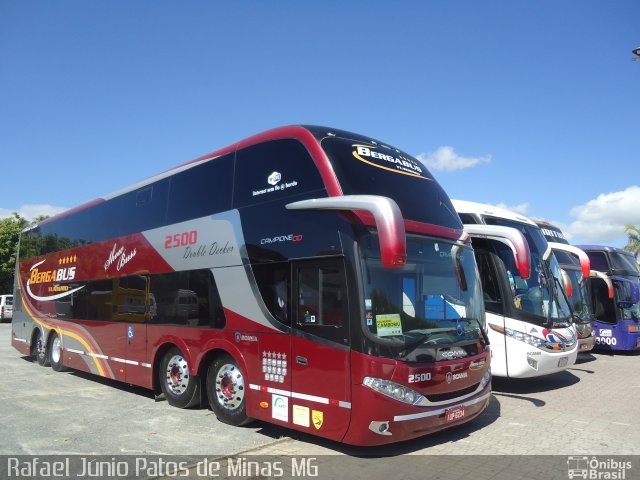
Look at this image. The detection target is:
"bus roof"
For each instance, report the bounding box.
[576,245,633,255]
[32,125,335,231]
[451,199,538,227]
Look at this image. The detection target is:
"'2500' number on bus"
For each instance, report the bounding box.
[165,230,198,249]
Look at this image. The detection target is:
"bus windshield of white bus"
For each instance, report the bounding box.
[359,235,485,359]
[552,250,593,323]
[484,217,572,326]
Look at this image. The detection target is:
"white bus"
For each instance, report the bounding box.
[453,200,578,378]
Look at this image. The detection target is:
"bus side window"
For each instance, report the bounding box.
[232,139,325,209]
[590,277,616,323]
[476,251,504,315]
[586,252,609,272]
[293,259,349,345]
[167,153,234,224]
[252,262,290,325]
[148,269,225,328]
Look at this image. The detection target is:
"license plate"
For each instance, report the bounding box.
[580,344,590,351]
[558,357,568,367]
[445,406,466,423]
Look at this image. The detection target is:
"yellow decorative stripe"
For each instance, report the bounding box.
[21,292,106,377]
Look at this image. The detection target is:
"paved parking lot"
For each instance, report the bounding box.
[1,322,639,479]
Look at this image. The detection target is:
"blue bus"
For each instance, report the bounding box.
[576,245,640,350]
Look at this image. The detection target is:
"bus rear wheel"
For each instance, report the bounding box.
[48,331,67,372]
[206,354,250,426]
[159,347,201,408]
[32,329,50,367]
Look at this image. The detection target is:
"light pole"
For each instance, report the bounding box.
[633,47,640,61]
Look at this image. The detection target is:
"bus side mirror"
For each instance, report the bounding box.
[462,224,531,279]
[547,243,590,279]
[286,195,407,269]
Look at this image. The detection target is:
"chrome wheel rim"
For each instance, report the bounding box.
[51,336,62,364]
[215,363,245,412]
[165,354,190,396]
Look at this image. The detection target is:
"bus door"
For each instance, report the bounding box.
[475,250,509,374]
[290,258,351,441]
[464,225,531,377]
[115,275,149,386]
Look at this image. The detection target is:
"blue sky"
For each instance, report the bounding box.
[1,1,638,247]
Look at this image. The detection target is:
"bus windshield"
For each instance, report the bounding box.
[614,275,640,320]
[610,252,640,276]
[359,235,485,359]
[563,268,593,323]
[484,217,572,325]
[319,134,462,230]
[552,250,593,323]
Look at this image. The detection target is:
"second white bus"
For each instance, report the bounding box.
[453,200,578,378]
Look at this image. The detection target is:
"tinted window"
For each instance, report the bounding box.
[149,269,225,328]
[586,251,609,272]
[458,213,477,224]
[167,154,234,224]
[590,277,616,323]
[253,262,290,324]
[233,139,325,208]
[120,179,169,233]
[321,136,461,229]
[476,251,504,314]
[293,259,349,345]
[23,179,171,258]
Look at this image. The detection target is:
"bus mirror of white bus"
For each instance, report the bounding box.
[547,242,590,280]
[589,271,614,299]
[560,269,573,298]
[286,195,407,269]
[462,224,531,280]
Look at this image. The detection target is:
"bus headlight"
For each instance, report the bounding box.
[489,324,547,349]
[363,377,426,405]
[479,368,491,389]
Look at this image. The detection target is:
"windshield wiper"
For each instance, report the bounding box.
[442,317,490,347]
[399,328,459,358]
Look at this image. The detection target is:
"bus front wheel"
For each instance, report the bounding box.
[206,354,250,426]
[159,347,201,408]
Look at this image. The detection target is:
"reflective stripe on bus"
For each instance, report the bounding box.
[249,384,352,409]
[393,392,490,422]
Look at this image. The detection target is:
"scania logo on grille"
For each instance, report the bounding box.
[446,371,468,384]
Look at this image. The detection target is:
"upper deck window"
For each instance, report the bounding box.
[233,139,325,209]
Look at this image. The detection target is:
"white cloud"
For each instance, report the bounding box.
[563,186,640,245]
[0,204,68,221]
[416,146,491,172]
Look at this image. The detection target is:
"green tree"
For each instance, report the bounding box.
[624,223,640,259]
[0,214,30,293]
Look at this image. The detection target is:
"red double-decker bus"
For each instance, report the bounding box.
[12,126,496,445]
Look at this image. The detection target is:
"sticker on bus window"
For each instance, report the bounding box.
[376,314,403,337]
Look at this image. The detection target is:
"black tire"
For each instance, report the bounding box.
[48,331,67,372]
[206,354,250,426]
[158,347,201,408]
[32,329,50,367]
